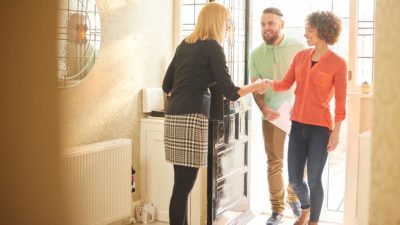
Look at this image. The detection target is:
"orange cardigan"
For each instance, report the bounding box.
[273,48,347,130]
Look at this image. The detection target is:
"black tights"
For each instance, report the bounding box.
[169,165,199,225]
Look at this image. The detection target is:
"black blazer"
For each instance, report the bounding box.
[162,39,240,118]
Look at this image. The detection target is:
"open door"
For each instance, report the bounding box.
[207,1,253,225]
[178,1,252,224]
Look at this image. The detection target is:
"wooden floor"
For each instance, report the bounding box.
[247,213,341,225]
[133,212,341,225]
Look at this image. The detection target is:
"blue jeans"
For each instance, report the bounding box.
[288,121,330,222]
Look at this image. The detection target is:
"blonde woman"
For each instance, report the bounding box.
[162,2,267,225]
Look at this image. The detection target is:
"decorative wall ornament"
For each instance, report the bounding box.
[57,0,101,88]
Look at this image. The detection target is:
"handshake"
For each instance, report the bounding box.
[253,78,273,95]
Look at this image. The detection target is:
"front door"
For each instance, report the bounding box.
[179,1,251,224]
[208,1,252,225]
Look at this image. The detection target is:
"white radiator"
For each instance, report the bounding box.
[62,139,132,225]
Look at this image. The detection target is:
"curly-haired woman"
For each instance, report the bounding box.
[265,11,347,225]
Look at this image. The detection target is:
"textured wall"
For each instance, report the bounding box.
[370,0,400,224]
[59,0,175,200]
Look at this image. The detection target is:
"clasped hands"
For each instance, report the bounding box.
[253,78,273,95]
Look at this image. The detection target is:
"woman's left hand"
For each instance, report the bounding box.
[327,129,339,152]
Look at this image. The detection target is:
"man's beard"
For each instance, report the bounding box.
[262,32,279,45]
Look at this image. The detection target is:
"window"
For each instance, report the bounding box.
[180,0,207,39]
[180,0,248,86]
[355,0,375,85]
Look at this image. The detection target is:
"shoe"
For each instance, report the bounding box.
[293,208,310,225]
[308,222,318,225]
[266,212,283,225]
[287,200,301,217]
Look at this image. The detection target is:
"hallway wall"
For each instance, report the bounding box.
[58,0,175,200]
[370,0,400,224]
[0,1,62,225]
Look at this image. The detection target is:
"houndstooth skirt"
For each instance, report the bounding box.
[164,113,209,168]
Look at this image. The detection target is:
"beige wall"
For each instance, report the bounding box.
[0,1,62,225]
[370,0,400,224]
[59,0,175,200]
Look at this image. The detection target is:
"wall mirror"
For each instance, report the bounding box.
[57,0,101,88]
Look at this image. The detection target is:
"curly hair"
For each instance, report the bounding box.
[306,11,342,45]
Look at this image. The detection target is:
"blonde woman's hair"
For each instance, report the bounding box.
[185,2,230,44]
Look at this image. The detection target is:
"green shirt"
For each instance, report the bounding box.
[249,36,304,112]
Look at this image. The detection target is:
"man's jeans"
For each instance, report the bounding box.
[288,121,330,222]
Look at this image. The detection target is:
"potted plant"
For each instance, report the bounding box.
[361,81,371,94]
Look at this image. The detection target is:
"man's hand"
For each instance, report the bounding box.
[251,78,276,120]
[262,107,280,121]
[263,79,273,87]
